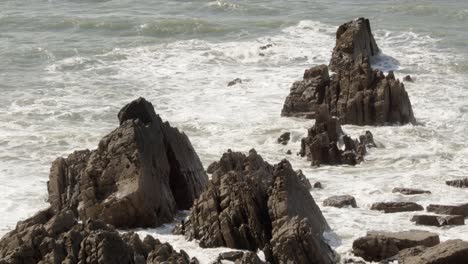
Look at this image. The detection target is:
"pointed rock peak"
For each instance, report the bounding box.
[118,97,158,125]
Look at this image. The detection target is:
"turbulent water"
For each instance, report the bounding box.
[1,0,468,262]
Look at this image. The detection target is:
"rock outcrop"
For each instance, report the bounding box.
[299,106,369,166]
[48,97,208,228]
[352,230,440,262]
[281,18,416,126]
[446,178,468,188]
[329,17,379,73]
[0,208,195,264]
[176,150,336,264]
[398,239,468,264]
[323,195,357,208]
[370,202,423,213]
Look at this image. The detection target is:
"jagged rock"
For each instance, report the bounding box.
[359,131,377,148]
[277,132,291,145]
[446,178,468,188]
[426,204,468,217]
[411,215,465,227]
[0,208,192,264]
[47,97,208,228]
[296,170,312,190]
[403,75,414,82]
[177,151,336,264]
[218,251,245,262]
[392,188,431,195]
[371,202,423,213]
[281,19,416,126]
[299,106,368,166]
[206,161,219,174]
[228,78,243,87]
[323,195,357,208]
[218,251,265,264]
[329,17,379,73]
[352,230,440,262]
[398,239,468,264]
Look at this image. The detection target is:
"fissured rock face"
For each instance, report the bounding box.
[48,97,208,228]
[282,18,416,126]
[0,208,194,264]
[176,150,336,264]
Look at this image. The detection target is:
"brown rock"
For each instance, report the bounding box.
[352,230,440,262]
[323,195,357,208]
[426,204,468,217]
[371,202,424,213]
[398,239,468,264]
[446,178,468,188]
[47,97,208,228]
[392,188,431,195]
[411,215,465,227]
[329,17,379,73]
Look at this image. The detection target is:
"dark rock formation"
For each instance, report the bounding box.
[352,230,440,262]
[296,170,312,190]
[313,182,323,189]
[446,178,468,188]
[323,195,357,208]
[0,208,194,264]
[277,132,291,145]
[47,97,208,228]
[281,18,416,126]
[403,75,414,82]
[411,215,465,227]
[398,239,468,264]
[371,202,423,213]
[286,150,292,155]
[329,17,379,73]
[392,188,431,195]
[228,78,243,87]
[299,106,368,166]
[176,150,336,264]
[426,204,468,217]
[206,161,219,174]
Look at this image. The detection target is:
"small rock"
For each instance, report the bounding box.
[323,195,357,208]
[411,215,465,227]
[228,78,242,87]
[259,44,273,50]
[446,178,468,188]
[313,182,322,189]
[352,230,440,262]
[286,150,292,155]
[277,132,291,145]
[359,131,377,148]
[218,251,244,262]
[403,75,414,82]
[426,204,468,217]
[392,188,431,195]
[371,202,423,213]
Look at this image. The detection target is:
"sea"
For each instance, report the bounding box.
[1,0,467,262]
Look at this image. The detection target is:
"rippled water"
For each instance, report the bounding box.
[1,0,468,262]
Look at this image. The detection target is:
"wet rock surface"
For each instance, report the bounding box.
[371,202,424,213]
[398,239,468,264]
[411,215,465,227]
[352,230,440,262]
[176,150,336,264]
[48,97,208,228]
[446,178,468,188]
[282,18,416,126]
[393,188,431,195]
[426,203,468,217]
[277,132,290,145]
[0,209,194,264]
[323,195,357,208]
[299,106,369,166]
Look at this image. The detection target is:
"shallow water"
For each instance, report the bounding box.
[1,0,468,262]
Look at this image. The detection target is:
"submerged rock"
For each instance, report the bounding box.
[281,18,416,126]
[228,78,243,87]
[370,202,424,213]
[277,132,291,145]
[0,208,194,264]
[446,178,468,188]
[352,230,440,262]
[392,188,431,195]
[48,97,209,228]
[176,150,336,264]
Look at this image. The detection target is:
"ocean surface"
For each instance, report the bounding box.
[1,0,468,262]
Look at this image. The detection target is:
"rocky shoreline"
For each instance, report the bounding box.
[1,18,467,264]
